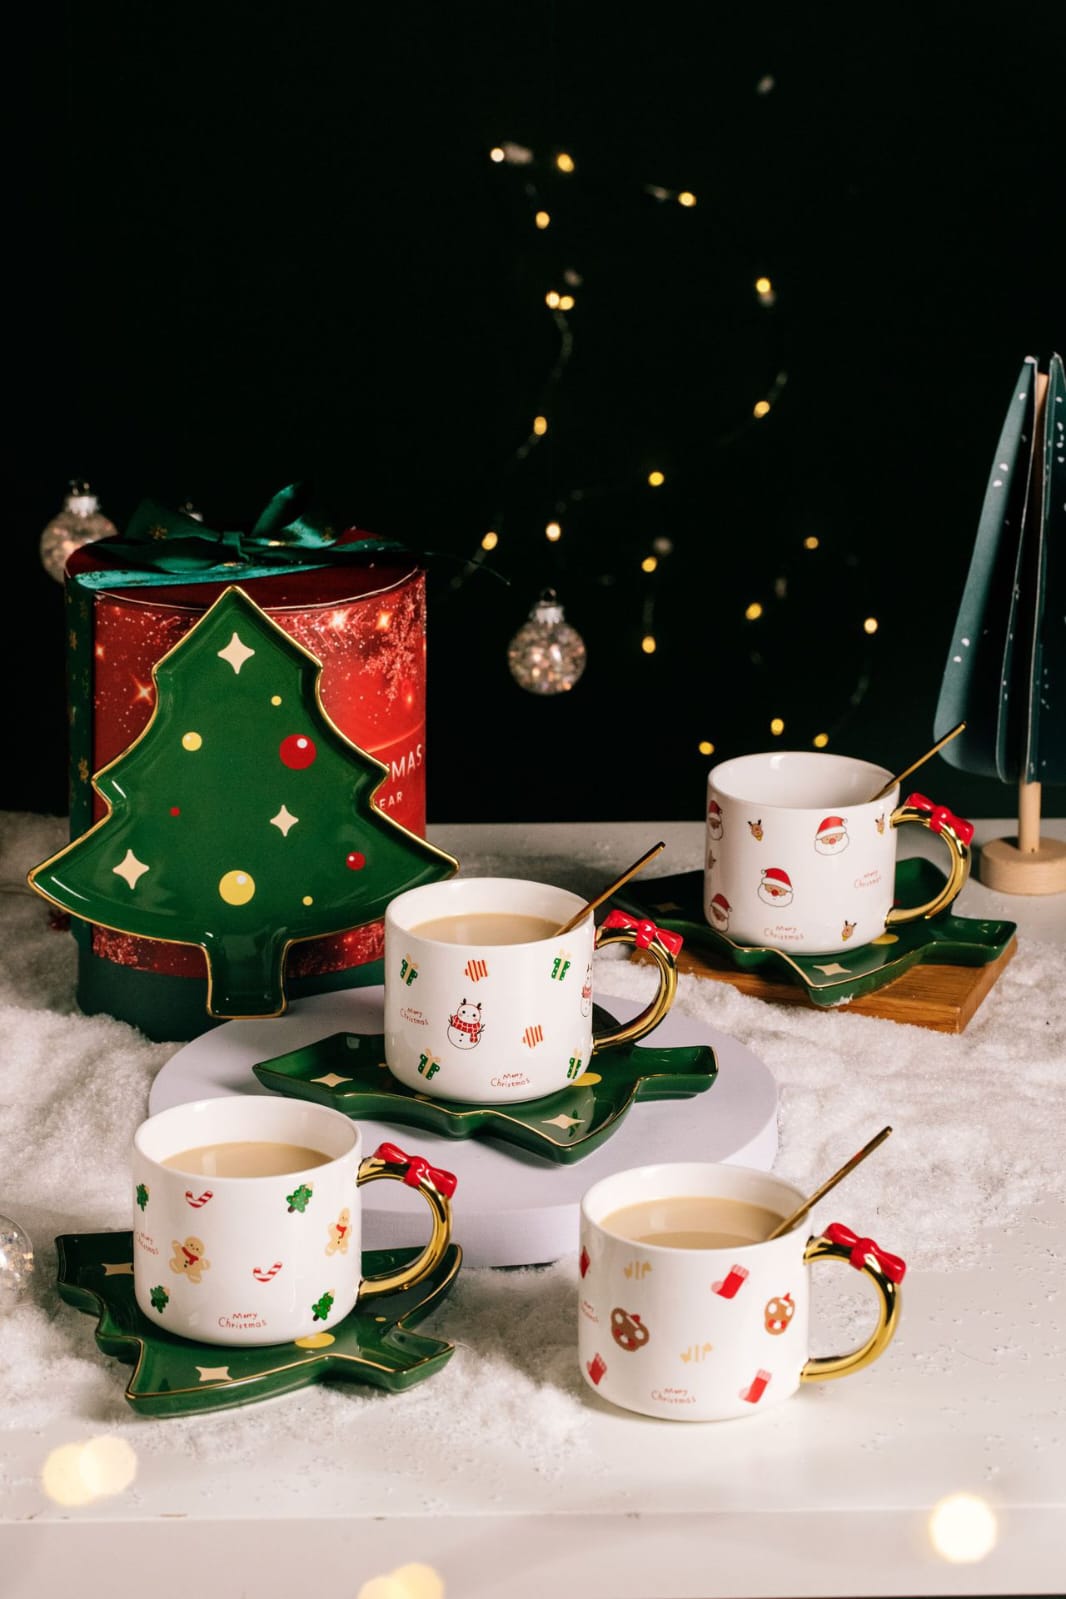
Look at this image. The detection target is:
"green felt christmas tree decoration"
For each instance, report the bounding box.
[28,585,459,1017]
[935,353,1066,894]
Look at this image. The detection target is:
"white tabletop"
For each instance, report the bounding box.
[2,816,1064,1599]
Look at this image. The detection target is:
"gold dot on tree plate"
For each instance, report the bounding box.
[271,695,282,706]
[572,1072,601,1087]
[871,933,900,945]
[182,731,203,751]
[293,1332,335,1349]
[219,870,256,905]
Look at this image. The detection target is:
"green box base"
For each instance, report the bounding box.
[75,945,385,1044]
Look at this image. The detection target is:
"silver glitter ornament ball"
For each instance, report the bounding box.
[507,589,587,695]
[0,1215,35,1312]
[40,479,118,583]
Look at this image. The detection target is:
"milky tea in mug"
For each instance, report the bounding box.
[384,876,683,1104]
[579,1161,906,1422]
[704,750,973,954]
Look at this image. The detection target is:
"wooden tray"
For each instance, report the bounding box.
[635,935,1017,1033]
[618,864,1018,1035]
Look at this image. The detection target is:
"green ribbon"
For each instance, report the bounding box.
[69,481,406,590]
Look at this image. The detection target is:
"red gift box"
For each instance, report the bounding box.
[63,502,429,1039]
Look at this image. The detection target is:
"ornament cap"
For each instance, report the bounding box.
[530,586,564,625]
[64,479,101,516]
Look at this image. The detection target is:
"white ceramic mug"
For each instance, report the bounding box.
[383,877,682,1103]
[579,1161,906,1422]
[704,750,973,954]
[132,1096,455,1346]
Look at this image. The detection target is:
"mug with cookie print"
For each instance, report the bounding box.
[578,1160,906,1422]
[704,750,973,954]
[383,876,682,1103]
[132,1096,456,1346]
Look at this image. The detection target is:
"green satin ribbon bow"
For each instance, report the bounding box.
[71,481,405,590]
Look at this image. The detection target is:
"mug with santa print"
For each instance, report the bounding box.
[704,750,973,955]
[578,1159,906,1422]
[384,876,682,1103]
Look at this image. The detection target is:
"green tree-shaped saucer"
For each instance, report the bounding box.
[613,860,1016,1006]
[252,1002,718,1163]
[56,1231,461,1418]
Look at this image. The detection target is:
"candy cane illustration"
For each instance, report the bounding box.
[252,1262,284,1283]
[184,1190,214,1208]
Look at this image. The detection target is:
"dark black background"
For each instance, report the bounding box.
[10,2,1065,825]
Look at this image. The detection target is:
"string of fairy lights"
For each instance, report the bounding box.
[472,128,880,758]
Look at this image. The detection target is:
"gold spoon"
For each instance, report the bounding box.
[766,1125,893,1240]
[869,721,966,802]
[554,841,666,936]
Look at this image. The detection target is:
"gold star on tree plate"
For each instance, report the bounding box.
[56,1231,460,1418]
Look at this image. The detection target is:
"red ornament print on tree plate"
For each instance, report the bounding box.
[280,734,317,770]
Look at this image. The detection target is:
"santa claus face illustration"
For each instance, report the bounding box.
[814,815,849,855]
[707,892,731,932]
[707,800,724,840]
[758,867,793,907]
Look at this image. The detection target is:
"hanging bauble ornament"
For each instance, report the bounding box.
[39,479,118,583]
[0,1215,35,1313]
[507,588,587,695]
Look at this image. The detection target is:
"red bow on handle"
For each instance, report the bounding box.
[373,1141,458,1198]
[905,793,975,846]
[823,1222,907,1283]
[600,908,684,957]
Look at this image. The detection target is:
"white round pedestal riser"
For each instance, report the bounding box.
[150,989,780,1268]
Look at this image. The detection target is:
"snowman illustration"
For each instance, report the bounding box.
[580,962,593,1017]
[707,799,724,840]
[707,892,731,933]
[814,815,849,855]
[757,867,794,908]
[447,998,485,1049]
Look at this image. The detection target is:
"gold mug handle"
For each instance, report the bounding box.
[884,791,974,929]
[590,910,682,1054]
[800,1224,906,1384]
[355,1142,455,1300]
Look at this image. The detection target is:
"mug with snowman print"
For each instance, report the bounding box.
[384,876,682,1103]
[704,751,973,955]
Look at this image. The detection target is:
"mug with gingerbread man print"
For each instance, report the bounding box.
[132,1096,455,1346]
[704,750,973,954]
[579,1160,906,1422]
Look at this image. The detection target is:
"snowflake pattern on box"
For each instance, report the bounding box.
[29,585,457,1018]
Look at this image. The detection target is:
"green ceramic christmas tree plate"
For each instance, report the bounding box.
[612,858,1017,1008]
[56,1231,461,1418]
[252,1003,718,1164]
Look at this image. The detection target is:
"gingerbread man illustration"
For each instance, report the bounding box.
[170,1235,210,1283]
[326,1207,352,1256]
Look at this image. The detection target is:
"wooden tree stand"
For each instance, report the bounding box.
[978,780,1066,895]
